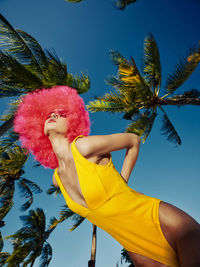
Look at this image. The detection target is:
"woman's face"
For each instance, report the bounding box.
[44,110,68,136]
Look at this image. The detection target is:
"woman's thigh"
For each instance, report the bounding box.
[158,201,200,250]
[127,250,170,267]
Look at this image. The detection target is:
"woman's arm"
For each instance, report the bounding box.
[76,133,140,157]
[77,133,140,183]
[120,141,140,183]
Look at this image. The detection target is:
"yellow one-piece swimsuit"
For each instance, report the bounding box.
[54,135,179,267]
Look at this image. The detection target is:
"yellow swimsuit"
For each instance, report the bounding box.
[54,135,179,267]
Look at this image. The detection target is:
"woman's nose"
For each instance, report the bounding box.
[51,113,58,119]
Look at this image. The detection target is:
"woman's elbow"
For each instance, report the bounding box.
[131,133,141,147]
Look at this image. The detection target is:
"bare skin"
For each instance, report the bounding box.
[44,112,200,267]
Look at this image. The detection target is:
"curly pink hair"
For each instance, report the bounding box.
[14,86,91,169]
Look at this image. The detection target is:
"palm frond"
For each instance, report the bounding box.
[42,49,68,87]
[182,88,200,98]
[21,178,42,194]
[86,99,124,113]
[0,130,19,152]
[114,0,137,10]
[106,75,124,88]
[49,204,76,230]
[109,50,127,66]
[117,59,152,104]
[18,180,33,211]
[22,245,43,267]
[122,107,140,120]
[0,232,3,251]
[40,243,52,267]
[160,108,181,145]
[16,29,48,72]
[0,99,21,122]
[165,46,200,94]
[47,217,58,232]
[0,52,43,97]
[0,13,42,71]
[0,187,14,221]
[69,214,85,232]
[0,145,28,173]
[20,208,46,234]
[0,252,10,266]
[5,242,32,267]
[142,33,161,91]
[120,248,134,266]
[67,72,90,94]
[46,185,61,195]
[126,110,157,143]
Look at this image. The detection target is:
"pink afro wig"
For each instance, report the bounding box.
[14,86,91,169]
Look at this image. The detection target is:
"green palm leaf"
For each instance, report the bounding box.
[0,252,10,266]
[0,131,19,152]
[21,178,42,194]
[0,232,3,251]
[0,13,42,72]
[165,46,200,94]
[126,110,157,142]
[18,180,34,211]
[69,214,85,232]
[160,109,181,145]
[142,33,161,91]
[20,208,46,234]
[114,0,137,10]
[109,50,126,66]
[67,72,90,94]
[0,187,14,222]
[16,29,48,72]
[40,243,52,267]
[50,204,85,231]
[120,248,134,266]
[46,185,61,195]
[0,52,43,97]
[86,99,125,113]
[5,208,55,267]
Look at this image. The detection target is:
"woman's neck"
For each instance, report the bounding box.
[48,132,70,168]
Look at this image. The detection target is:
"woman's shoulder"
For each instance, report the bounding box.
[75,135,109,160]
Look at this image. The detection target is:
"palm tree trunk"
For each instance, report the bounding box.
[0,117,14,138]
[88,224,97,267]
[30,259,35,267]
[159,96,200,106]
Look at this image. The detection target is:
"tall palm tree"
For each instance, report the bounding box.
[0,145,42,224]
[0,13,90,138]
[65,0,137,10]
[86,34,200,145]
[4,208,57,267]
[47,186,97,267]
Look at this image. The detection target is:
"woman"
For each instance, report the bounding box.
[14,85,200,267]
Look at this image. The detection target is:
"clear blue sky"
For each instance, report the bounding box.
[0,0,200,266]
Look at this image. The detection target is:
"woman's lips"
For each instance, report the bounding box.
[48,119,56,123]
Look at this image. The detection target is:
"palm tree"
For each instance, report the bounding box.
[4,208,57,266]
[0,145,42,224]
[65,0,137,10]
[47,186,97,267]
[86,34,200,145]
[0,13,90,138]
[119,248,135,266]
[0,231,11,266]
